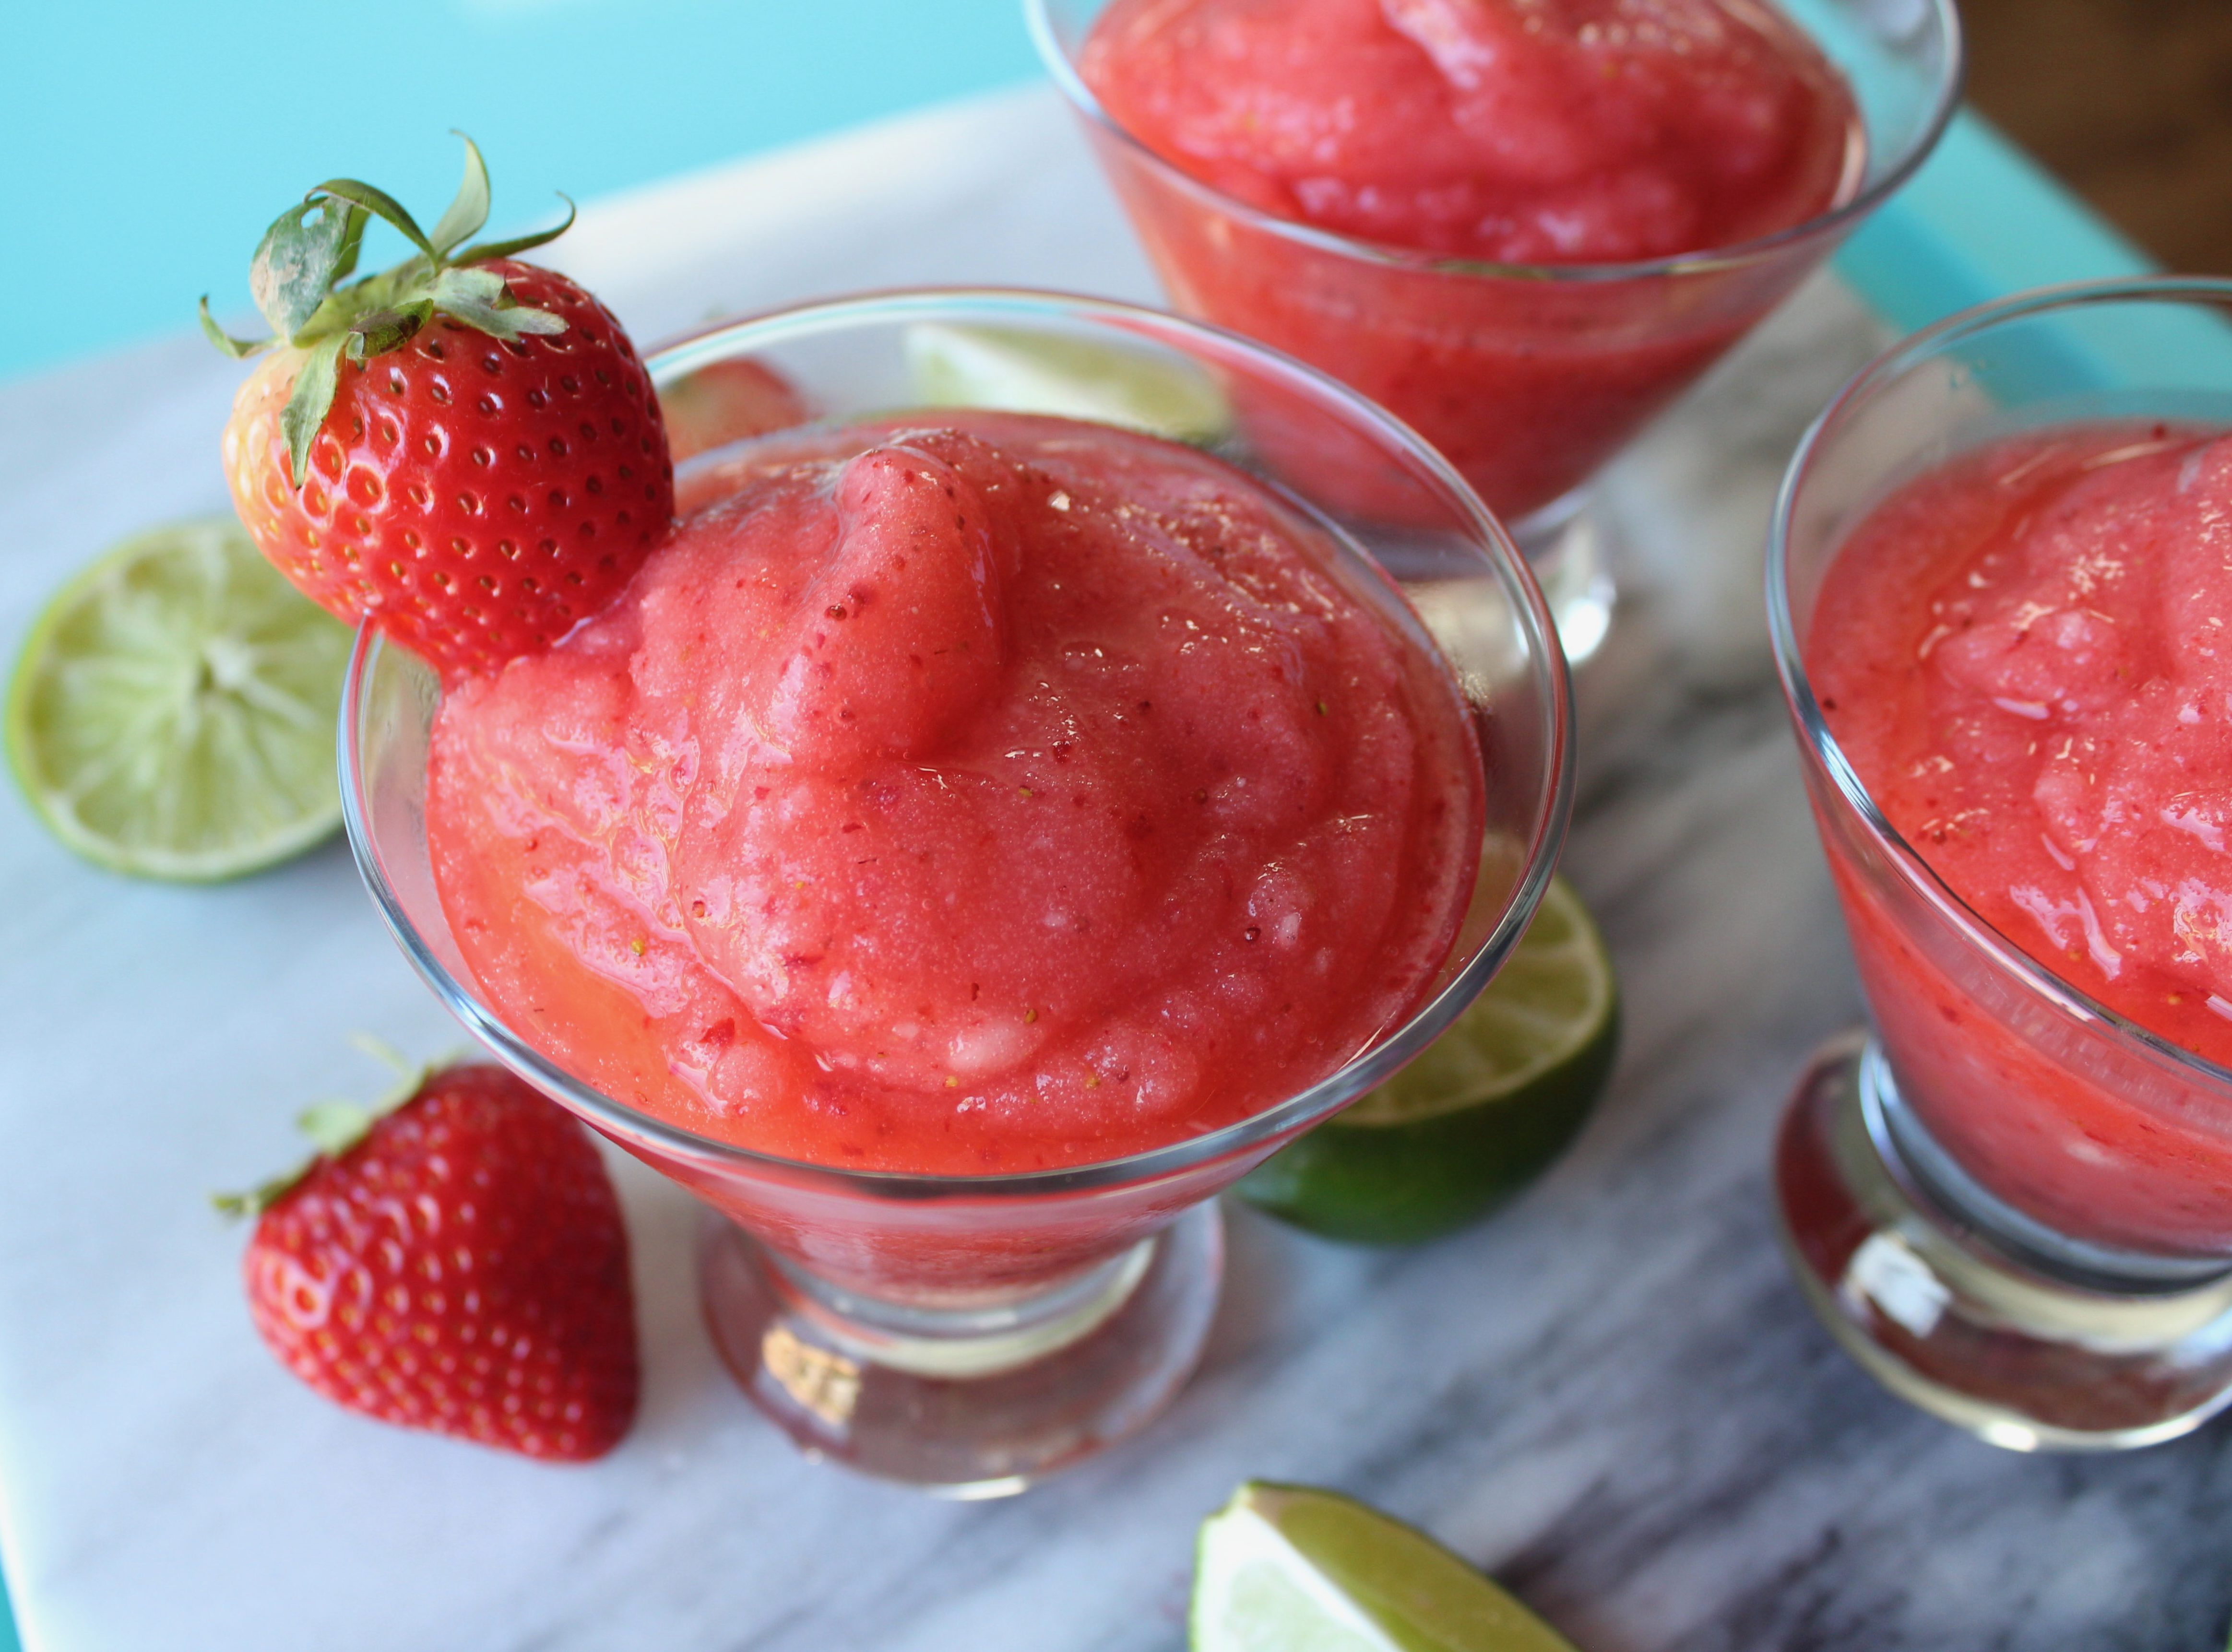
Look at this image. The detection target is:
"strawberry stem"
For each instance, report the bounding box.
[345,301,434,361]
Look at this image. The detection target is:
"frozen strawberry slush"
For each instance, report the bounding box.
[427,412,1482,1176]
[1082,0,1856,265]
[1077,0,1864,519]
[1811,425,2232,1251]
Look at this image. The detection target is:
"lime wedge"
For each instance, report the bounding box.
[1193,1482,1579,1652]
[6,517,354,881]
[1239,876,1618,1244]
[905,322,1233,444]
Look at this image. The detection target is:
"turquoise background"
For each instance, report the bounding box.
[1,0,2155,385]
[0,2,2162,1648]
[1,0,1037,383]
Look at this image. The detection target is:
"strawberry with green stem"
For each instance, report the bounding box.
[204,136,673,681]
[222,1042,640,1462]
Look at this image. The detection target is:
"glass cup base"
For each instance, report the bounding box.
[1773,1031,2232,1451]
[1510,490,1615,669]
[699,1202,1224,1496]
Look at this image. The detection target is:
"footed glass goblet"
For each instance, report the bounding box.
[343,289,1574,1493]
[1770,277,2232,1450]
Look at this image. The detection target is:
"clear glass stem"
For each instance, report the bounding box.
[1510,488,1616,668]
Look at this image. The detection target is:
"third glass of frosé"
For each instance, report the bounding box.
[1769,278,2232,1451]
[1811,422,2232,1255]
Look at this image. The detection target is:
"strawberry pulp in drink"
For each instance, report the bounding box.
[1077,0,1865,521]
[1809,424,2232,1253]
[425,412,1484,1182]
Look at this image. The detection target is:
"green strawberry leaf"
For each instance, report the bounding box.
[278,332,347,490]
[431,266,566,340]
[309,176,438,267]
[250,197,364,342]
[328,201,370,286]
[215,140,582,470]
[428,132,493,259]
[214,1040,437,1218]
[297,1101,376,1156]
[197,296,271,359]
[457,193,577,265]
[213,1172,307,1220]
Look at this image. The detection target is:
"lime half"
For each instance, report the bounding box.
[6,517,354,881]
[1193,1482,1579,1652]
[905,322,1233,445]
[1240,876,1618,1244]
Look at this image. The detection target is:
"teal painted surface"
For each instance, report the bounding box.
[1832,114,2232,409]
[1833,110,2159,329]
[0,0,1037,382]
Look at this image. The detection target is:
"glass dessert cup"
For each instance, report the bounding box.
[1027,0,1961,667]
[1769,277,2232,1451]
[342,289,1574,1495]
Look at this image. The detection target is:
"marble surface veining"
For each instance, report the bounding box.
[0,84,2227,1652]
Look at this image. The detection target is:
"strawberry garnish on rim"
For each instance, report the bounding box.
[203,135,674,682]
[219,1046,641,1463]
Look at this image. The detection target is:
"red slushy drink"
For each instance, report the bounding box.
[1076,0,1864,519]
[1810,424,2232,1252]
[426,412,1484,1176]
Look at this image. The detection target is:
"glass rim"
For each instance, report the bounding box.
[341,285,1577,1199]
[1767,273,2232,1096]
[1023,0,1964,284]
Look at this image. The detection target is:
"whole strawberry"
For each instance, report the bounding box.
[224,1058,639,1462]
[203,137,673,681]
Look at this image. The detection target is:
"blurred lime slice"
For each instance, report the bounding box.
[905,321,1232,444]
[6,517,353,881]
[1193,1482,1580,1652]
[658,355,813,460]
[1239,876,1617,1244]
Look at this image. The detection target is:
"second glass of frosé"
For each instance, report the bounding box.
[343,290,1573,1494]
[1030,0,1961,660]
[1769,277,2232,1453]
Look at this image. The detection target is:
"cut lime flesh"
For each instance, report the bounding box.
[6,517,354,881]
[1193,1482,1579,1652]
[904,321,1234,445]
[1347,876,1614,1126]
[1239,876,1618,1244]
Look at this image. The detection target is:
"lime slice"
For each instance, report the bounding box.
[1193,1482,1579,1652]
[905,322,1233,444]
[1239,876,1618,1244]
[6,517,354,881]
[658,356,813,460]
